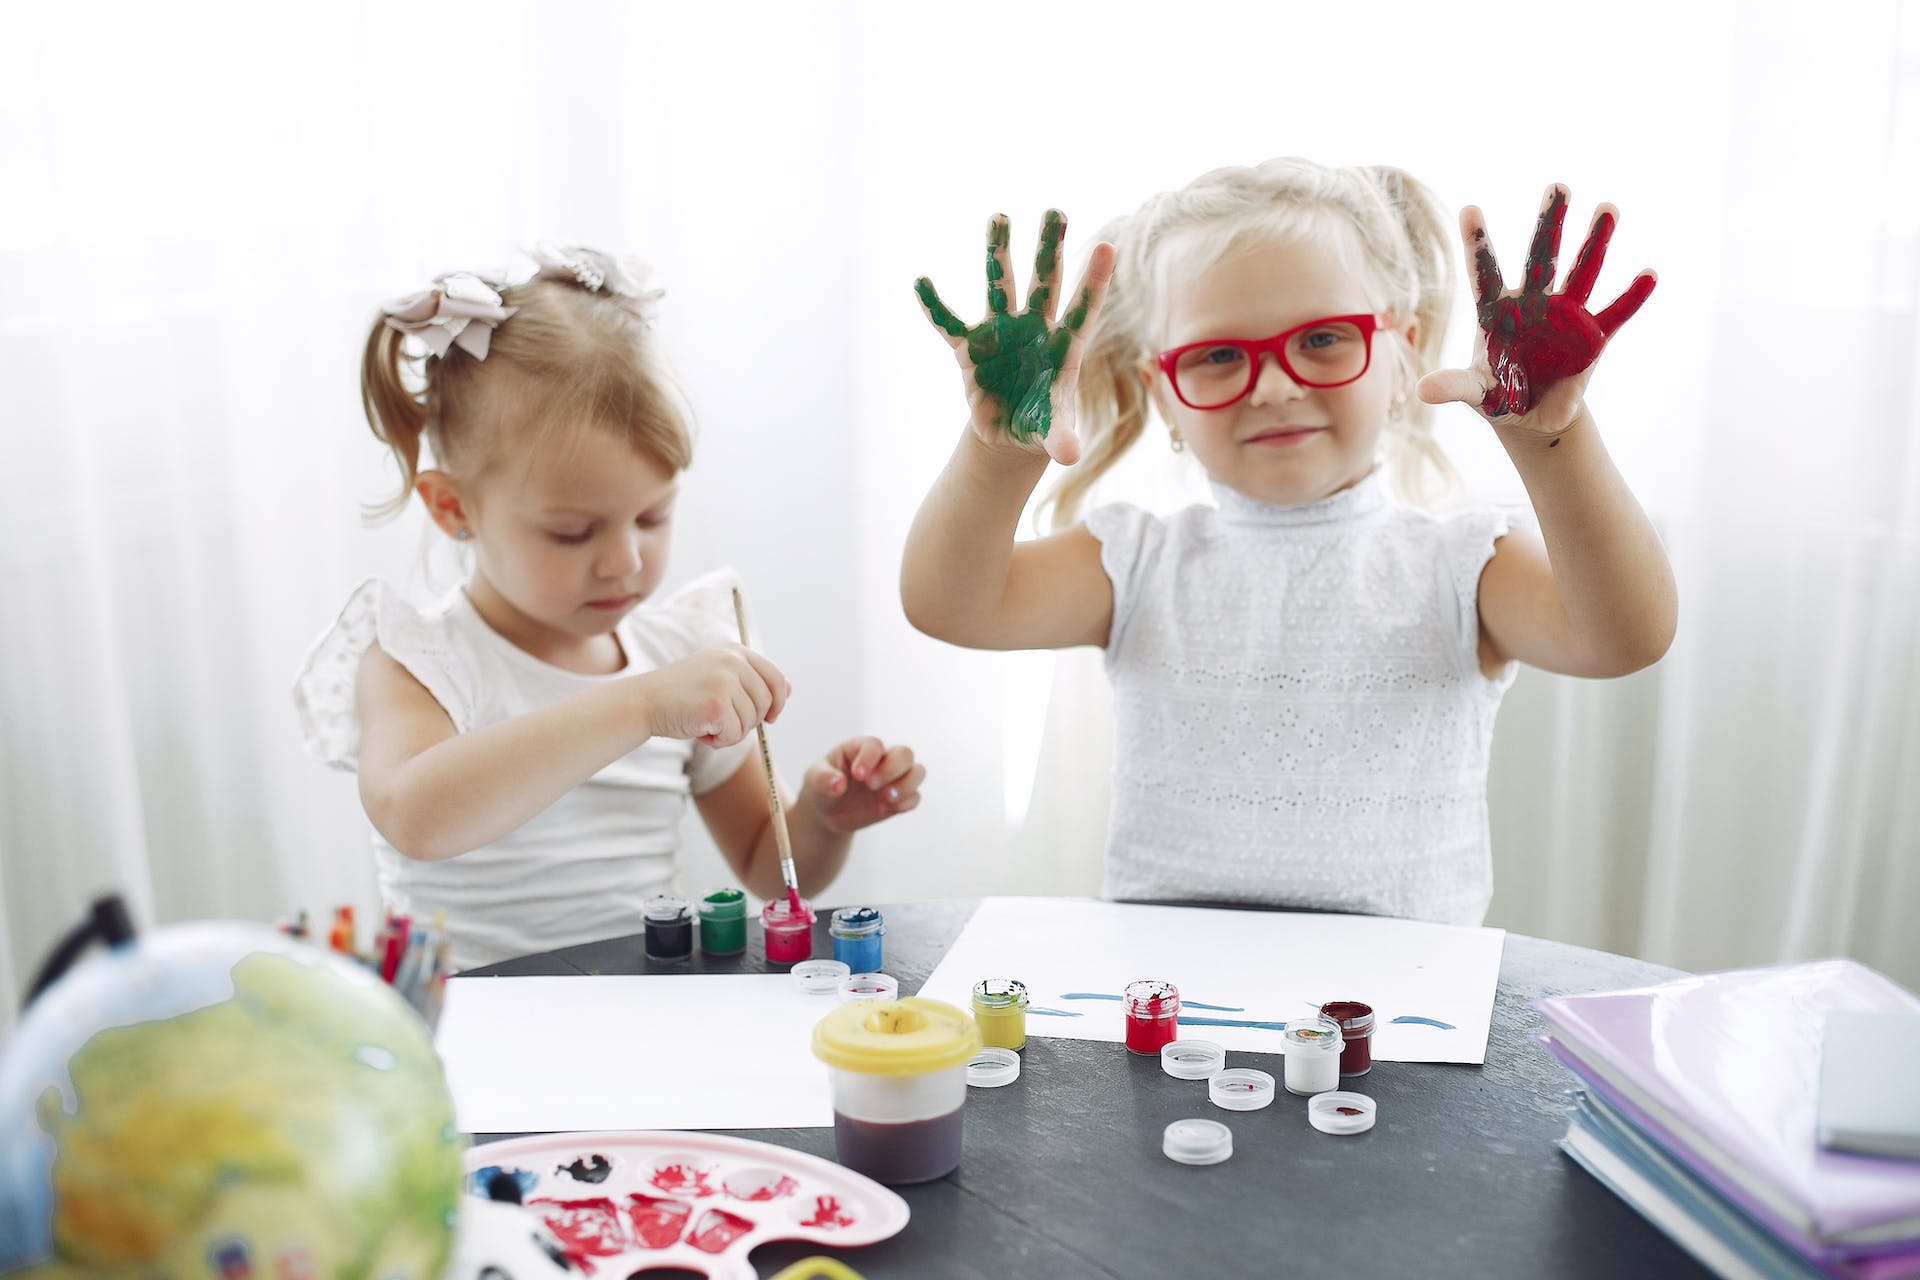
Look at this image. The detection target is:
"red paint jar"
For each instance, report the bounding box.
[1319,1000,1375,1076]
[1123,980,1180,1055]
[762,897,815,966]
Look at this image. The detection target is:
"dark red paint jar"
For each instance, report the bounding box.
[1124,980,1180,1055]
[1319,1000,1375,1076]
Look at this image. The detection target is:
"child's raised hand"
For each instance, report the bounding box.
[915,210,1117,466]
[637,644,790,747]
[1419,185,1656,434]
[801,736,924,834]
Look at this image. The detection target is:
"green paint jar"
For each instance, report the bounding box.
[971,978,1030,1052]
[698,888,747,957]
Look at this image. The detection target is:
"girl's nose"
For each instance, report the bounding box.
[599,530,644,579]
[1247,351,1305,405]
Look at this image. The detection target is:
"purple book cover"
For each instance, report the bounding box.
[1534,958,1920,1248]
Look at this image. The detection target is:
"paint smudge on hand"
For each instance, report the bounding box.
[916,210,1098,451]
[1471,187,1656,418]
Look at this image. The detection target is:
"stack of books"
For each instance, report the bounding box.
[1535,959,1920,1280]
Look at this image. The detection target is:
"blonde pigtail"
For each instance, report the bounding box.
[360,321,432,519]
[1362,165,1464,510]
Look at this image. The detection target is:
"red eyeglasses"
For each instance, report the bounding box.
[1156,314,1386,410]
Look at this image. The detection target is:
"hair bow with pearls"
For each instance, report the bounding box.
[531,243,663,312]
[380,272,517,360]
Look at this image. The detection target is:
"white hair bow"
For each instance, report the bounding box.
[531,243,663,311]
[380,272,518,360]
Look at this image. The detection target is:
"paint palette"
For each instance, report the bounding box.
[464,1129,910,1279]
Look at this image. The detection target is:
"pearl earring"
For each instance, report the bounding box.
[1169,432,1186,454]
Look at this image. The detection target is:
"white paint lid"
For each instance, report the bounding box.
[1163,1118,1233,1165]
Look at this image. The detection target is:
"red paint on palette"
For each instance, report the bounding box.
[800,1195,857,1229]
[649,1163,715,1198]
[687,1207,755,1253]
[529,1196,628,1258]
[724,1170,799,1201]
[624,1193,691,1249]
[1337,1106,1364,1116]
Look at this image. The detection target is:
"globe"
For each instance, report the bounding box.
[0,916,466,1278]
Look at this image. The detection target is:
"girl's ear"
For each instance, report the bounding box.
[414,471,471,540]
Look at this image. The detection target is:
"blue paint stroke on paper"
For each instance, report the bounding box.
[1029,1007,1082,1018]
[1176,1015,1291,1032]
[1060,992,1246,1012]
[1390,1015,1456,1030]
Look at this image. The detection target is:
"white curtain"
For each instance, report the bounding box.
[4,1,1915,1031]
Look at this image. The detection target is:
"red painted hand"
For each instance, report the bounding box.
[1425,185,1656,427]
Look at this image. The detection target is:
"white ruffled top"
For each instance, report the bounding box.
[1085,470,1521,925]
[292,568,753,970]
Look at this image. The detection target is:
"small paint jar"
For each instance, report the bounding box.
[829,906,885,973]
[1319,1000,1375,1076]
[697,888,747,957]
[1123,979,1180,1055]
[1283,1015,1345,1096]
[970,978,1030,1052]
[812,997,981,1184]
[641,894,692,963]
[761,896,814,966]
[840,972,899,1004]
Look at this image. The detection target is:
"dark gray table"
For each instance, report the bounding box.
[461,899,1704,1278]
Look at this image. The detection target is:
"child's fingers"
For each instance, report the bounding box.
[985,214,1015,316]
[1523,185,1571,302]
[1594,268,1658,339]
[1561,203,1618,308]
[738,648,789,723]
[803,759,847,798]
[1417,367,1490,408]
[881,761,927,807]
[843,736,887,785]
[915,276,970,349]
[1027,209,1067,320]
[1461,206,1504,327]
[873,745,918,787]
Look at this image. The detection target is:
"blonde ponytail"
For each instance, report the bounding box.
[359,321,431,519]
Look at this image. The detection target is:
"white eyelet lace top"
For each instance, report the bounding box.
[291,568,752,971]
[1084,470,1520,925]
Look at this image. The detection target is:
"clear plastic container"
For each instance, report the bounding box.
[829,907,885,974]
[812,998,981,1184]
[971,978,1030,1051]
[1319,1000,1375,1076]
[1123,979,1180,1055]
[1283,1015,1344,1096]
[641,894,692,963]
[762,896,815,966]
[697,888,747,957]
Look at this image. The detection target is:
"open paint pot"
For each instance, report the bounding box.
[812,997,980,1184]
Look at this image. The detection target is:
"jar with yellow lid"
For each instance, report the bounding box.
[811,998,980,1184]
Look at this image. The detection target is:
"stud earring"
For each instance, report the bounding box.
[455,528,471,541]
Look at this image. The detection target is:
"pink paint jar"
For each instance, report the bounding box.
[1123,980,1180,1055]
[1319,1000,1375,1076]
[762,897,815,966]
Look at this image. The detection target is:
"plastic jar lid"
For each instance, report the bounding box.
[1123,979,1180,1017]
[1160,1040,1226,1080]
[829,906,884,937]
[1283,1015,1344,1055]
[971,977,1030,1010]
[966,1046,1020,1088]
[1163,1118,1233,1165]
[791,959,851,993]
[1308,1091,1377,1135]
[811,998,981,1076]
[1208,1068,1276,1111]
[699,888,746,919]
[838,972,899,1003]
[641,894,689,921]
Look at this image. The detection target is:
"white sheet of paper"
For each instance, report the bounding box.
[915,898,1505,1064]
[434,974,836,1132]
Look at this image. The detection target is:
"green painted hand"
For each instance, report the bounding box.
[916,210,1114,465]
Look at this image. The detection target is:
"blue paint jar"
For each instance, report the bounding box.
[829,907,885,974]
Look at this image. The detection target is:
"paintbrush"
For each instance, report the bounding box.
[732,586,806,918]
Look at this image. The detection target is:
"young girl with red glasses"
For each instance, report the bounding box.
[294,246,923,970]
[901,158,1674,924]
